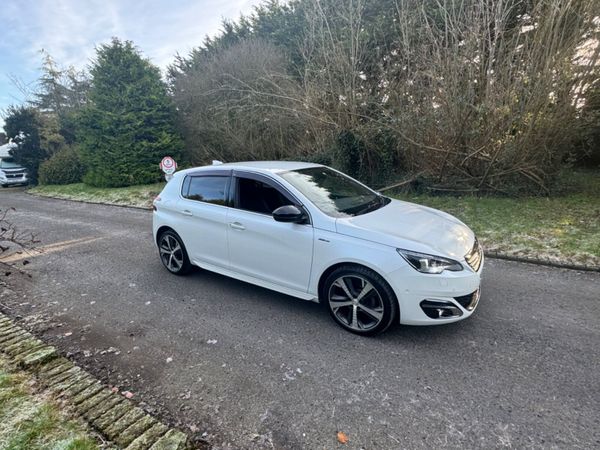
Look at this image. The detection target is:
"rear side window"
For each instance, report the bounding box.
[183,176,228,205]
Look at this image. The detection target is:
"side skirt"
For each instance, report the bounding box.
[192,260,318,302]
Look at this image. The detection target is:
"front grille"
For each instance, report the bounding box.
[454,289,480,311]
[6,173,24,179]
[465,238,483,272]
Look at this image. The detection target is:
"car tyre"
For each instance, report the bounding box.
[158,230,193,275]
[323,265,398,336]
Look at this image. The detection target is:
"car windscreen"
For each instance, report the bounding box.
[0,158,22,169]
[280,167,388,218]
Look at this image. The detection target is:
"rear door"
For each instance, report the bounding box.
[226,171,314,292]
[177,171,231,269]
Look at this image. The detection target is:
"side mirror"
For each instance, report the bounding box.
[272,205,306,224]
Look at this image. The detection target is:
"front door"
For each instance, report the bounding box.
[227,173,314,293]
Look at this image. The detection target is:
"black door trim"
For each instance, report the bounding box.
[232,170,312,224]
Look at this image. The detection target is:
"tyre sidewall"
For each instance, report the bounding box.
[158,230,192,275]
[323,266,398,336]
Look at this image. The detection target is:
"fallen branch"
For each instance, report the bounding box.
[0,208,38,254]
[0,208,38,278]
[425,186,480,193]
[379,173,424,192]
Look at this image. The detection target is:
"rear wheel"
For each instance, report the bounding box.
[323,265,398,336]
[158,230,192,275]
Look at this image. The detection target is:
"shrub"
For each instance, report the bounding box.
[38,146,85,185]
[170,0,599,194]
[169,38,328,165]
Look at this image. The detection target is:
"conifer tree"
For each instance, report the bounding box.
[78,39,182,187]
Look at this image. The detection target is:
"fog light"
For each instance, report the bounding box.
[420,300,463,319]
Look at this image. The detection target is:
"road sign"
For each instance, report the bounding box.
[160,156,177,175]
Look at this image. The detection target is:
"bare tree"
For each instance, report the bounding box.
[171,0,599,193]
[0,208,37,256]
[171,38,330,164]
[377,0,600,193]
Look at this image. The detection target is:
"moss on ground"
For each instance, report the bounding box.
[0,356,101,450]
[29,170,599,267]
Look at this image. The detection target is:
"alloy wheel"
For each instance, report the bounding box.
[328,275,384,332]
[159,234,184,273]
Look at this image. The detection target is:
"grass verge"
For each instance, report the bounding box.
[29,182,165,209]
[28,170,599,268]
[0,355,101,450]
[394,170,600,268]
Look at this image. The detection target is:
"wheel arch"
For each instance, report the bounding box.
[317,261,395,302]
[155,225,178,245]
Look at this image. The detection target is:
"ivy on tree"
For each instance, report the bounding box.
[77,38,183,187]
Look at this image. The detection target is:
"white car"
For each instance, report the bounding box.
[153,162,483,335]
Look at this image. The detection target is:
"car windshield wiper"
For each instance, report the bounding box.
[354,196,386,216]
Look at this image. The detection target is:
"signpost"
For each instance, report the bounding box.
[160,156,177,181]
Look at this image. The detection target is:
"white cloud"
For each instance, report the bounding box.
[1,0,261,71]
[0,0,262,131]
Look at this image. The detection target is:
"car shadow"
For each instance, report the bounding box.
[182,265,475,346]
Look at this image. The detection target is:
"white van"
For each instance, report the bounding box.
[0,142,28,187]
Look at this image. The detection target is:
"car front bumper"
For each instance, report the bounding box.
[386,256,483,325]
[1,177,28,186]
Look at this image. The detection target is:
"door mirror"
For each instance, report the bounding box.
[272,205,305,223]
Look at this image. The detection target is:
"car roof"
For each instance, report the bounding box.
[179,161,323,176]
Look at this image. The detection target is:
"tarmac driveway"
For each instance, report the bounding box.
[1,189,599,449]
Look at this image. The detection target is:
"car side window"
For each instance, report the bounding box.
[184,176,228,205]
[236,177,292,215]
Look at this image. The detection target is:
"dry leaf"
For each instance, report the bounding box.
[337,431,349,444]
[122,391,134,399]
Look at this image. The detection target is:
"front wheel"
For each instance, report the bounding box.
[158,230,192,275]
[323,266,398,336]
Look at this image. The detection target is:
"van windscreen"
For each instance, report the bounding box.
[0,158,22,169]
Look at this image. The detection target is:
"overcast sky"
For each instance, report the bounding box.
[0,0,262,131]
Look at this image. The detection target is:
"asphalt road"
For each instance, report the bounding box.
[1,188,599,449]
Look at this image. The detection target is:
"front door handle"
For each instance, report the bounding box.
[182,209,193,216]
[229,222,245,231]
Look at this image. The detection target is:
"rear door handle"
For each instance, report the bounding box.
[182,209,193,216]
[229,222,245,231]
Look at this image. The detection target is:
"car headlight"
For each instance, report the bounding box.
[397,249,463,274]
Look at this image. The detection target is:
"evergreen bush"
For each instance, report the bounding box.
[38,146,85,185]
[77,39,183,187]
